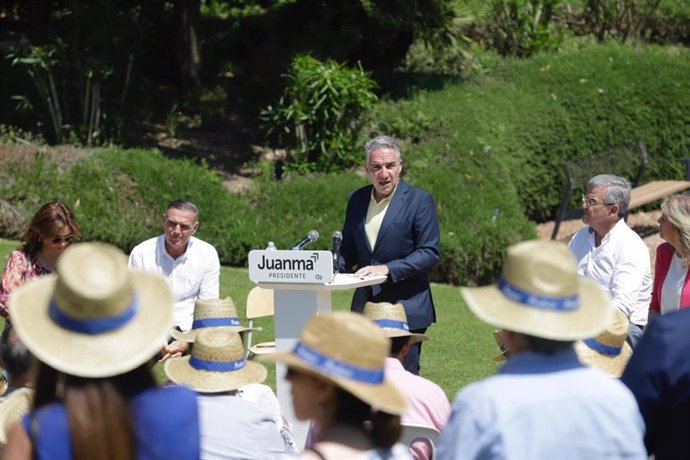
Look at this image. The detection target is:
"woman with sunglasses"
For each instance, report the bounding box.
[0,201,80,322]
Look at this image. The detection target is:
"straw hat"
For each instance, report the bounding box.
[170,297,257,342]
[9,243,173,378]
[362,301,429,344]
[165,328,267,393]
[574,309,632,377]
[261,311,406,415]
[0,388,34,445]
[461,240,612,341]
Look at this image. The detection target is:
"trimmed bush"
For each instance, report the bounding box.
[487,42,690,220]
[2,42,687,286]
[376,41,690,222]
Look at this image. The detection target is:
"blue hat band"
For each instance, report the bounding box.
[192,317,241,329]
[498,278,579,311]
[49,296,138,335]
[374,319,410,331]
[293,342,384,384]
[583,338,622,356]
[189,356,246,372]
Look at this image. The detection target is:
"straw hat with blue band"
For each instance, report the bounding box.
[461,240,612,341]
[574,309,632,377]
[170,297,258,343]
[165,328,267,392]
[363,301,429,344]
[260,311,407,415]
[9,243,173,378]
[0,388,33,447]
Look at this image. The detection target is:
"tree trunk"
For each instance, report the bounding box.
[175,0,202,89]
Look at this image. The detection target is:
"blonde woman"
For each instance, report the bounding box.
[649,195,690,324]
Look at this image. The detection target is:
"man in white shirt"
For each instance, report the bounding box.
[568,174,651,347]
[129,199,220,332]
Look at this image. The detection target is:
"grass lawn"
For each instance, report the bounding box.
[0,238,499,400]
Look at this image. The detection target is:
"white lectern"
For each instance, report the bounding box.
[248,249,386,448]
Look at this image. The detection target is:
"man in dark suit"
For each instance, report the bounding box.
[621,308,690,460]
[340,135,440,374]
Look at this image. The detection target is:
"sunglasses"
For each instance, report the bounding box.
[50,235,74,245]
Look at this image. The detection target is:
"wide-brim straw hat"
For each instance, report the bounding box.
[170,297,257,342]
[9,243,173,378]
[461,240,612,341]
[362,301,428,344]
[0,388,34,445]
[261,311,407,415]
[165,328,267,393]
[574,309,632,377]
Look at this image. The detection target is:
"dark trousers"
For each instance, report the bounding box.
[403,328,427,375]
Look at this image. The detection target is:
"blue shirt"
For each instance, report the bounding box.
[437,348,646,460]
[23,385,200,460]
[621,308,690,459]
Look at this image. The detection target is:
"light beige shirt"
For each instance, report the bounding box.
[365,186,398,250]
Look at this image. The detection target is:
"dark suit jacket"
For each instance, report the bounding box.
[340,180,440,330]
[621,308,690,460]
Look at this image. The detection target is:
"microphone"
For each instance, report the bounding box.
[291,230,319,250]
[331,231,342,273]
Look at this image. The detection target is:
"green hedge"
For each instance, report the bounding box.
[0,147,532,286]
[473,42,690,221]
[373,41,690,222]
[2,42,687,286]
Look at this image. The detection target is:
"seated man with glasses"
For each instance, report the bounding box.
[128,199,220,333]
[568,174,651,348]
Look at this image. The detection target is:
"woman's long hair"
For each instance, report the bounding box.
[333,387,402,450]
[32,361,156,460]
[662,195,690,265]
[23,201,81,257]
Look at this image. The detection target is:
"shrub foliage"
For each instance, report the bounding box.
[1,42,688,286]
[261,55,378,173]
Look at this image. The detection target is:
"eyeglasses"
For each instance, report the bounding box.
[581,194,614,208]
[165,219,195,232]
[366,162,399,174]
[50,235,74,245]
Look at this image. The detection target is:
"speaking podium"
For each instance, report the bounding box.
[248,249,386,448]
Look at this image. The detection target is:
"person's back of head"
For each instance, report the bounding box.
[0,325,34,385]
[517,334,573,355]
[390,336,411,359]
[333,386,402,449]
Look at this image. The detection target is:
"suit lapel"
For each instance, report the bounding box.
[356,186,374,254]
[372,181,409,254]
